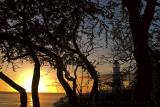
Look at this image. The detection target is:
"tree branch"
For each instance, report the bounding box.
[142,0,157,34]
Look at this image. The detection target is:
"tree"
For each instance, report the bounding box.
[30,50,40,107]
[0,40,42,107]
[0,72,27,107]
[1,0,159,106]
[0,0,109,106]
[122,0,160,106]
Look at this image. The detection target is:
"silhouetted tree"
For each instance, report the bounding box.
[1,0,160,107]
[122,0,160,106]
[0,0,109,107]
[30,49,40,107]
[0,33,42,107]
[0,72,27,107]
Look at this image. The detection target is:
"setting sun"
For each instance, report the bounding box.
[16,67,58,93]
[23,77,47,92]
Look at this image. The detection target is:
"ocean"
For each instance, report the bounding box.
[0,92,65,107]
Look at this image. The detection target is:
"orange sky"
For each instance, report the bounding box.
[0,60,112,93]
[0,62,65,93]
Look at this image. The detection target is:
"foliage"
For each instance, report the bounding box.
[0,0,112,107]
[54,94,92,107]
[0,0,160,106]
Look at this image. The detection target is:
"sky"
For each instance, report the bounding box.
[0,0,115,93]
[0,62,65,93]
[0,34,114,93]
[0,59,113,93]
[0,34,113,93]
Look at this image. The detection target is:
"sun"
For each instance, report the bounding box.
[16,67,58,93]
[23,77,46,92]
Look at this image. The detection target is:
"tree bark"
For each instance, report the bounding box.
[56,57,81,107]
[129,12,153,101]
[73,38,98,107]
[123,0,157,103]
[0,72,27,107]
[0,33,96,107]
[30,50,40,107]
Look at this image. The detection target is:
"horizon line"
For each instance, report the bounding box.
[0,91,65,94]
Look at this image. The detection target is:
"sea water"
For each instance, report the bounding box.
[0,92,64,107]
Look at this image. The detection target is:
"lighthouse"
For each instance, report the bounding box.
[112,60,121,93]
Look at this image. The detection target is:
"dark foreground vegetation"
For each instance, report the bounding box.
[54,90,154,107]
[0,0,160,107]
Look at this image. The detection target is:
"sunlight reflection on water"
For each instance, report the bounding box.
[0,92,65,107]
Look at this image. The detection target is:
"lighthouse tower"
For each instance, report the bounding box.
[112,60,121,93]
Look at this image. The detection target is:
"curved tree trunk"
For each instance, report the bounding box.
[0,33,96,107]
[56,57,81,107]
[30,50,40,107]
[79,53,98,107]
[73,38,98,107]
[0,72,27,107]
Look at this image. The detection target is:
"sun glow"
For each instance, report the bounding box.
[16,68,58,93]
[23,77,46,92]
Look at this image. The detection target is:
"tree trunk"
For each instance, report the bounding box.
[129,12,153,101]
[150,51,160,107]
[30,51,40,107]
[0,72,27,107]
[56,57,81,107]
[124,0,156,104]
[73,37,98,107]
[79,54,98,107]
